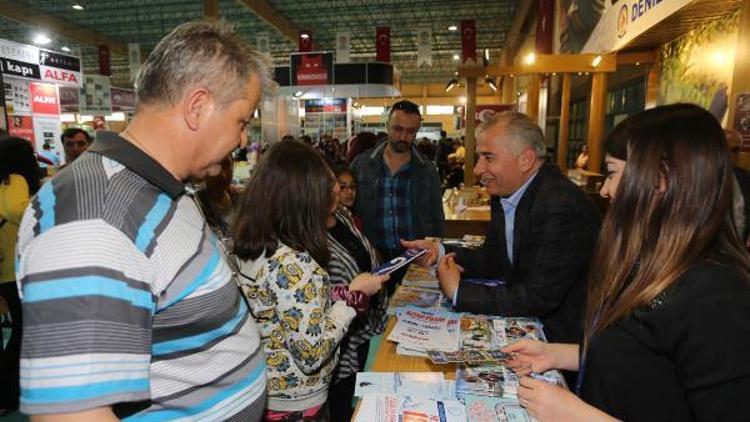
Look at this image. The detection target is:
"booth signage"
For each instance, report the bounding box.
[30,82,60,115]
[291,52,333,86]
[582,0,695,53]
[0,38,83,87]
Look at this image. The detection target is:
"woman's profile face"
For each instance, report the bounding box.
[600,154,626,201]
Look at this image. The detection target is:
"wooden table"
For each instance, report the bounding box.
[443,202,491,238]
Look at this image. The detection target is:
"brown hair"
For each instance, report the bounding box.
[232,140,334,266]
[585,104,750,349]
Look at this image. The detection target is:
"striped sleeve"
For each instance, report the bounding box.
[16,218,156,415]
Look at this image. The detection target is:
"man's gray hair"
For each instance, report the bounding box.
[135,20,274,108]
[475,111,547,159]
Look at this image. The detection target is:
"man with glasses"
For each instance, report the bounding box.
[351,100,443,286]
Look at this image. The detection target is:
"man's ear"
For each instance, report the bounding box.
[182,87,212,131]
[518,147,536,172]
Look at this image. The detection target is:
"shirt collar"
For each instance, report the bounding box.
[88,131,185,199]
[501,169,539,209]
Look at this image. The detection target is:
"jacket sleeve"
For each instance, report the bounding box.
[267,251,356,375]
[456,198,595,316]
[448,197,505,279]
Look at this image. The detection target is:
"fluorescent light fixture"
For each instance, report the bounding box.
[485,76,498,92]
[72,3,85,10]
[448,25,458,31]
[484,48,490,62]
[359,106,385,116]
[60,113,76,122]
[294,91,303,97]
[78,115,94,122]
[61,46,71,52]
[426,105,454,115]
[300,33,310,39]
[33,33,51,45]
[452,54,460,61]
[459,96,466,104]
[445,77,459,92]
[591,55,602,68]
[523,52,536,66]
[105,112,126,122]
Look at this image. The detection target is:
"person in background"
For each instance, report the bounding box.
[15,21,272,421]
[38,143,60,173]
[281,134,297,142]
[351,100,444,264]
[196,155,238,239]
[233,140,388,421]
[504,104,750,421]
[335,167,364,230]
[347,131,377,165]
[0,137,41,415]
[574,144,589,170]
[59,127,91,166]
[435,130,454,181]
[326,166,388,422]
[444,153,465,189]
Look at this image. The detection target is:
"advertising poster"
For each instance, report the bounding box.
[735,93,750,152]
[9,114,34,143]
[291,52,333,86]
[4,76,30,115]
[30,82,60,116]
[80,74,112,115]
[111,87,136,112]
[32,115,63,158]
[0,39,82,87]
[59,85,80,113]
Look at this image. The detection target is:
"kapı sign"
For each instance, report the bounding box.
[583,0,695,53]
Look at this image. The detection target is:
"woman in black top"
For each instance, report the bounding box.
[503,104,750,421]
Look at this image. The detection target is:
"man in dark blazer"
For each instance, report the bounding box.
[407,111,600,345]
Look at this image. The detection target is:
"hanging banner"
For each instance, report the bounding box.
[336,31,351,64]
[111,87,136,112]
[256,33,270,54]
[0,40,84,87]
[128,43,141,82]
[417,26,432,67]
[30,82,60,115]
[58,85,80,113]
[98,44,111,75]
[80,74,112,115]
[461,20,477,64]
[536,0,554,54]
[582,0,695,53]
[290,52,333,86]
[376,27,391,63]
[299,30,313,52]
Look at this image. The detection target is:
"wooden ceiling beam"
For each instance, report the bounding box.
[0,0,129,55]
[458,54,618,77]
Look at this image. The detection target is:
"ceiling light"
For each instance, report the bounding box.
[448,25,458,31]
[452,54,460,61]
[635,61,640,66]
[484,49,490,62]
[61,46,71,52]
[294,91,303,97]
[33,33,51,45]
[459,96,466,104]
[523,52,536,66]
[300,33,310,40]
[72,2,85,10]
[485,76,498,92]
[591,54,602,68]
[445,77,459,92]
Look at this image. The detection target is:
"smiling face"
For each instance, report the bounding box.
[474,123,536,197]
[600,154,626,200]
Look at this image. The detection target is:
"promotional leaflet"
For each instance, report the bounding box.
[354,393,467,422]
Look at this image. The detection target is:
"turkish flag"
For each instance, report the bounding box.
[376,27,390,63]
[299,30,312,52]
[97,45,111,76]
[461,20,477,64]
[535,0,554,54]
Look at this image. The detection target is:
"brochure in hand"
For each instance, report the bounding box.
[372,248,428,275]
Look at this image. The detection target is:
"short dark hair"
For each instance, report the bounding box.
[232,140,334,266]
[61,128,91,144]
[0,137,41,194]
[388,100,421,120]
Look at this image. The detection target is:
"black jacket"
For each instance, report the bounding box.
[451,164,601,344]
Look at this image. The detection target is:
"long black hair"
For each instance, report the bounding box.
[232,140,335,266]
[0,136,41,194]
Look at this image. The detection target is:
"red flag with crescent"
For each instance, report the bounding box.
[376,26,391,63]
[97,45,111,76]
[461,20,476,64]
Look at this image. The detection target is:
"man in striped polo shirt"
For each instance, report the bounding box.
[15,21,271,421]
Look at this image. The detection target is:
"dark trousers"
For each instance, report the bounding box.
[328,340,370,422]
[0,282,21,410]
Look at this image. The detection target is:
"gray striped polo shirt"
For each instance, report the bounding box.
[15,132,266,421]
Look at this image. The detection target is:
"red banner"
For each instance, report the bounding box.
[535,0,554,54]
[461,20,477,64]
[376,27,391,63]
[98,44,111,76]
[9,115,34,144]
[298,30,312,52]
[30,82,60,115]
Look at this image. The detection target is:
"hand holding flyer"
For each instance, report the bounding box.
[372,248,428,275]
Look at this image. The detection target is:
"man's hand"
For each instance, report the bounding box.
[437,252,463,299]
[400,238,439,267]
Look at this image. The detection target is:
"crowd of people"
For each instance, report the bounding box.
[1,19,749,422]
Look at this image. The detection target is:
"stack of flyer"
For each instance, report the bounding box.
[387,307,461,356]
[464,395,536,422]
[353,372,466,422]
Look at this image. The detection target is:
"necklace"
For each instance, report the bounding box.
[122,129,157,161]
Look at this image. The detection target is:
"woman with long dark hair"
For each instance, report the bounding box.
[232,140,387,421]
[503,104,750,421]
[0,136,41,414]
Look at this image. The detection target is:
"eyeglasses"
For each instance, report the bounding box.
[339,183,357,191]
